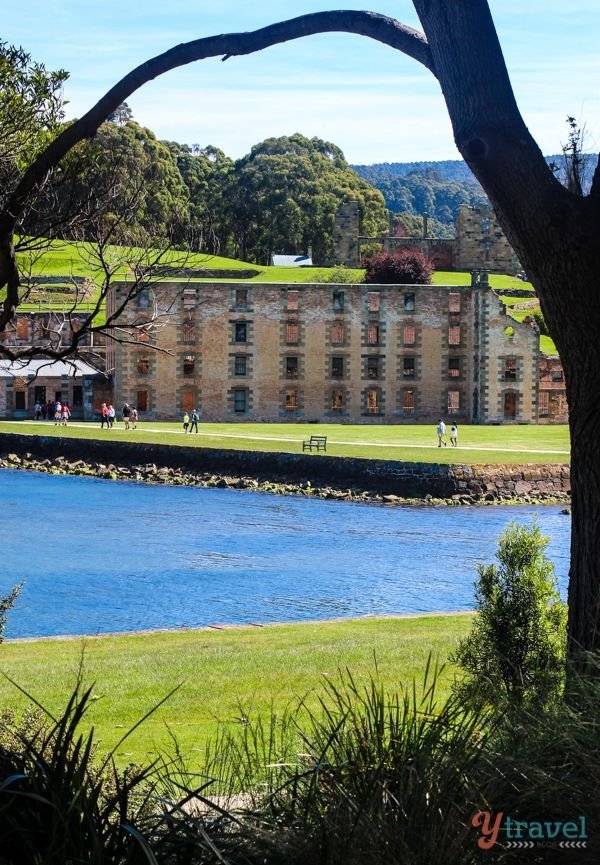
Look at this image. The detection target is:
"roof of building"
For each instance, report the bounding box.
[0,358,102,379]
[271,254,313,267]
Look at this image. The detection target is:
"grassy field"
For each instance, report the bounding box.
[20,240,532,290]
[0,420,570,464]
[0,614,471,766]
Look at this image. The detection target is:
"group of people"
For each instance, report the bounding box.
[182,408,201,433]
[100,402,138,429]
[436,419,458,447]
[33,400,71,425]
[35,399,456,446]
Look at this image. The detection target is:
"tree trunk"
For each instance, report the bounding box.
[412,0,600,667]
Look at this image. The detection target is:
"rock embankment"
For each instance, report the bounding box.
[0,443,571,508]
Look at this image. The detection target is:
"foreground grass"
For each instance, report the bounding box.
[0,615,470,767]
[0,420,570,464]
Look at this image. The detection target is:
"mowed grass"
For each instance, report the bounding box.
[18,242,257,282]
[0,420,570,464]
[20,239,530,290]
[0,615,471,766]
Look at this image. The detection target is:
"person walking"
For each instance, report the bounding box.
[122,403,131,430]
[189,408,199,434]
[53,400,62,425]
[100,402,109,428]
[182,411,190,432]
[130,407,138,429]
[450,423,458,447]
[61,403,71,426]
[34,401,42,420]
[108,404,116,428]
[437,419,447,447]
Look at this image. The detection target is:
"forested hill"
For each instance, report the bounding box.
[351,160,486,226]
[353,160,475,183]
[352,155,599,227]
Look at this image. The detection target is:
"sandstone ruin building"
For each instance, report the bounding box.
[107,274,564,425]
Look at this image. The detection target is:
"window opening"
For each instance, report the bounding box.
[331,357,344,378]
[448,325,461,346]
[447,390,460,414]
[367,322,380,345]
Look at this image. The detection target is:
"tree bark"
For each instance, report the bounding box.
[412,0,600,666]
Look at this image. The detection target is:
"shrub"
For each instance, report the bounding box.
[452,520,567,708]
[533,310,549,336]
[363,248,433,284]
[0,582,23,644]
[321,263,360,283]
[477,667,600,864]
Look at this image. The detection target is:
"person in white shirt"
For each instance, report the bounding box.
[437,419,447,447]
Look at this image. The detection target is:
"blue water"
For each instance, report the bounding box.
[0,469,570,639]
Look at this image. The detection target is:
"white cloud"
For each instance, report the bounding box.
[122,85,457,163]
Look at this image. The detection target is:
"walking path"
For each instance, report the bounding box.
[3,421,570,456]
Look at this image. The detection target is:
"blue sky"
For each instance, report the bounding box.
[4,1,600,164]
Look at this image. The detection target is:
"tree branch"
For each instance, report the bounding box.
[0,11,432,239]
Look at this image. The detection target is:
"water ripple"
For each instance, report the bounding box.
[0,469,570,638]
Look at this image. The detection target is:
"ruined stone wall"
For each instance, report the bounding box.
[361,236,456,269]
[332,201,361,266]
[538,357,568,423]
[113,280,500,424]
[0,433,570,502]
[336,201,519,274]
[476,291,540,423]
[455,205,518,273]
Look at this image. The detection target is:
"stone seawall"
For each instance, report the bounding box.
[0,433,570,504]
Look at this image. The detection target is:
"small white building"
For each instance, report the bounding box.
[271,254,313,267]
[0,358,106,420]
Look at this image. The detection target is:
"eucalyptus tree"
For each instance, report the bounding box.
[229,134,387,263]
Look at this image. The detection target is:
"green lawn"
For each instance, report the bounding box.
[0,615,470,766]
[18,242,257,281]
[18,239,533,289]
[0,420,570,464]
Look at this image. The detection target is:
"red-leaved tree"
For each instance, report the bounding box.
[364,248,433,284]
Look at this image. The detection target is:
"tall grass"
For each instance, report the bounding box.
[203,662,495,865]
[0,680,240,864]
[1,659,599,863]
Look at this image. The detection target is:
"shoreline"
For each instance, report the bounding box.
[0,451,572,509]
[6,610,475,644]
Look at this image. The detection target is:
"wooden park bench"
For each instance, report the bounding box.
[302,434,328,453]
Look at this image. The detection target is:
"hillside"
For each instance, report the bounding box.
[352,154,599,228]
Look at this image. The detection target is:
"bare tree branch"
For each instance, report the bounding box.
[0,9,433,332]
[0,11,432,235]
